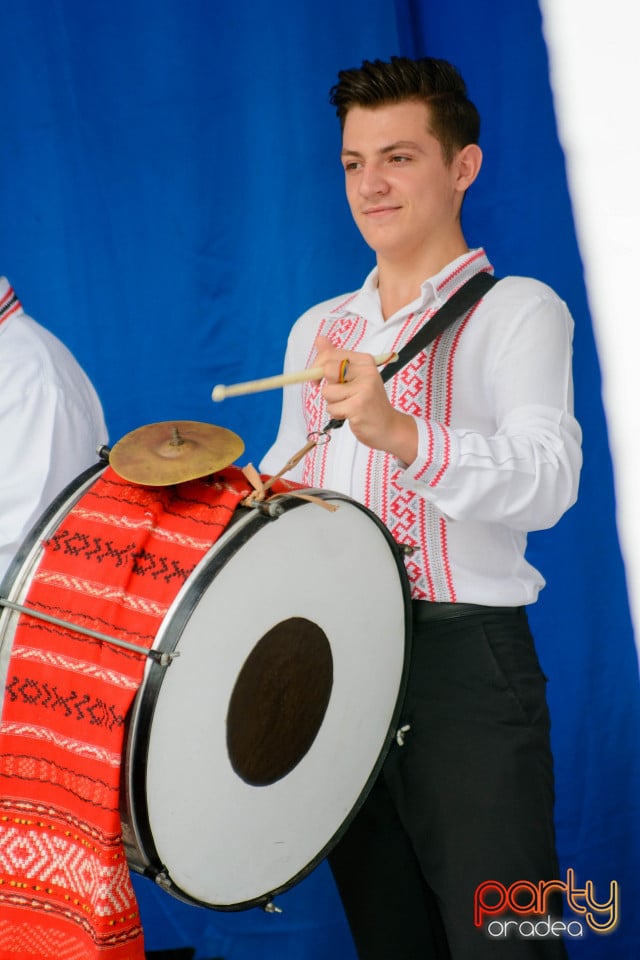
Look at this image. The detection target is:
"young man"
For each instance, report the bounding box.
[261,57,582,959]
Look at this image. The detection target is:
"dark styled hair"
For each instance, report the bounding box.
[329,56,480,163]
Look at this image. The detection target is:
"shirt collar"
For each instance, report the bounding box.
[0,278,23,328]
[339,248,493,323]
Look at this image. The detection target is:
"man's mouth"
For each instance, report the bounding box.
[362,204,401,217]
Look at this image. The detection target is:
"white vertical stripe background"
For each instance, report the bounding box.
[540,0,640,661]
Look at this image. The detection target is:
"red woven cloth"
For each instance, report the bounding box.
[0,465,268,960]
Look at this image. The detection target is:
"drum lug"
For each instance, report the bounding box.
[151,867,173,891]
[263,900,283,914]
[397,542,419,556]
[396,724,411,746]
[147,649,181,667]
[252,499,286,519]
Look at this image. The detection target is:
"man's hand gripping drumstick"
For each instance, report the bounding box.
[315,336,418,465]
[212,343,405,501]
[211,348,398,401]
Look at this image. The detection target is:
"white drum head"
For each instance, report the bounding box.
[124,493,410,909]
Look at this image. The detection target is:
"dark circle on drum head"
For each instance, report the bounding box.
[226,617,333,786]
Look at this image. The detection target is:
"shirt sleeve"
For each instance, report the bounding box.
[396,284,583,531]
[0,361,107,582]
[259,334,314,482]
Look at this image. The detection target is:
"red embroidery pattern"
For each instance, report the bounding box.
[296,264,491,600]
[0,284,22,327]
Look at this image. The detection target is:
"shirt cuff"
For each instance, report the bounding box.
[396,418,460,488]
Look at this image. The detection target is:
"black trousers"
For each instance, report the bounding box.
[329,605,569,960]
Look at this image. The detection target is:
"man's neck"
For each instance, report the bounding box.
[377,237,470,320]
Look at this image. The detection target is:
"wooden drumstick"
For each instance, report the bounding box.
[212,352,398,401]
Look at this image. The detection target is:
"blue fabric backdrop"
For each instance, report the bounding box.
[2,1,639,957]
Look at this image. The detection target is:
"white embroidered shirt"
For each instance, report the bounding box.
[261,250,582,605]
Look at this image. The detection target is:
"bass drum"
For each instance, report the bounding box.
[0,464,411,912]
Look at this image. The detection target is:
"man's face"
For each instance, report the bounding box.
[340,100,466,263]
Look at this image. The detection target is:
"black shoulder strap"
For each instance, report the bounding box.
[323,270,499,433]
[379,270,499,384]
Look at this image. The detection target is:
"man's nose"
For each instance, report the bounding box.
[359,162,389,197]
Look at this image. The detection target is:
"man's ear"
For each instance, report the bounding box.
[455,143,483,192]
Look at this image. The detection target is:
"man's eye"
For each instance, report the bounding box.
[344,161,361,172]
[390,155,410,164]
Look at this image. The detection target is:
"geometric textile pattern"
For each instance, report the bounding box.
[0,465,259,959]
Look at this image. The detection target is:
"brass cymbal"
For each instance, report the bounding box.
[109,420,245,486]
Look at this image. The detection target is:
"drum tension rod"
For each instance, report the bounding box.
[0,597,179,665]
